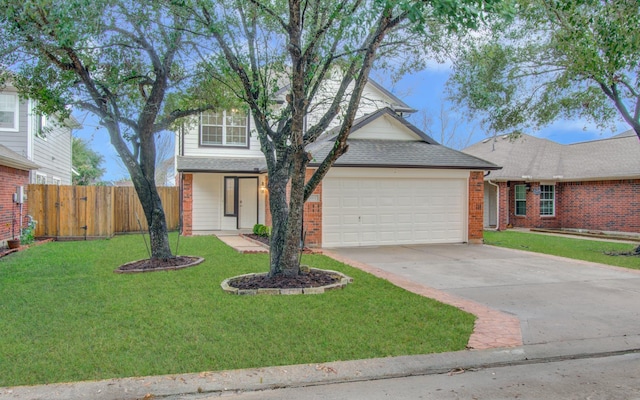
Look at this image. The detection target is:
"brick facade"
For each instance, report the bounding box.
[502,179,640,233]
[302,169,322,247]
[467,170,484,244]
[180,173,193,236]
[0,166,30,244]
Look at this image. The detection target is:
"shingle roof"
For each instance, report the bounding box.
[0,144,40,171]
[309,109,500,170]
[177,156,266,173]
[309,139,501,169]
[462,131,640,181]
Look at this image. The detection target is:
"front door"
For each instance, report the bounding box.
[238,177,258,229]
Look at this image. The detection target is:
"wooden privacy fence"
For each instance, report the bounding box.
[27,185,179,239]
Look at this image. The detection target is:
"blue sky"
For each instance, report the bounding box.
[73,66,629,183]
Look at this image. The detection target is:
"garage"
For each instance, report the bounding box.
[322,168,468,247]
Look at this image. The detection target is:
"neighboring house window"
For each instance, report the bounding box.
[0,93,19,131]
[200,110,248,147]
[52,177,62,185]
[224,177,237,216]
[514,184,526,216]
[539,185,555,216]
[34,113,47,138]
[35,173,47,184]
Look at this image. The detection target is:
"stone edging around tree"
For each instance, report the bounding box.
[220,268,353,295]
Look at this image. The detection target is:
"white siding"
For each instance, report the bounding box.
[349,115,420,141]
[32,123,73,185]
[305,79,401,134]
[192,173,222,231]
[191,172,267,232]
[181,115,264,158]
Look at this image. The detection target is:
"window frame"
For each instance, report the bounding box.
[539,184,555,216]
[35,172,47,184]
[514,184,527,216]
[0,92,19,132]
[224,177,237,217]
[199,110,249,148]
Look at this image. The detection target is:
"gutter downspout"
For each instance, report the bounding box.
[487,179,500,231]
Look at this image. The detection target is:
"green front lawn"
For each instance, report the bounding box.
[0,234,474,387]
[484,230,640,270]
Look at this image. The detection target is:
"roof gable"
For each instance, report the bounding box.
[336,107,437,143]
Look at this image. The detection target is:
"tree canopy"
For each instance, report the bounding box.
[447,0,640,139]
[0,0,224,259]
[185,0,509,276]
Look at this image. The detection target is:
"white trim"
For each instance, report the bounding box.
[0,92,19,132]
[35,172,47,184]
[52,176,62,185]
[539,184,555,217]
[200,110,248,147]
[514,184,526,216]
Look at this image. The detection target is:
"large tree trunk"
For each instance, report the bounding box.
[130,171,173,260]
[268,152,309,277]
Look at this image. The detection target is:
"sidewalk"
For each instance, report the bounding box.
[4,335,640,400]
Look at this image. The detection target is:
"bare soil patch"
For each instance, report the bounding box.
[114,256,203,273]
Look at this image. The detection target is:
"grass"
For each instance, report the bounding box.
[484,230,640,270]
[0,234,474,387]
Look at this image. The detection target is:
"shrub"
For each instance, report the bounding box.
[252,224,271,237]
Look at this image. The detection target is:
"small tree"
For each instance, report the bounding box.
[186,0,507,277]
[0,0,221,259]
[72,137,106,185]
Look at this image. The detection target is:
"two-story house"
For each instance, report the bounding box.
[1,86,79,245]
[175,80,499,248]
[1,86,79,185]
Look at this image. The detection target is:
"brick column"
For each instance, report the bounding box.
[181,173,193,236]
[303,169,322,247]
[497,182,509,231]
[468,170,484,244]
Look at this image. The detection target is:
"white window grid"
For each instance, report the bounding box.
[539,185,555,216]
[201,110,247,146]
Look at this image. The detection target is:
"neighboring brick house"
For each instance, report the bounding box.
[462,131,640,234]
[175,80,499,248]
[0,144,39,246]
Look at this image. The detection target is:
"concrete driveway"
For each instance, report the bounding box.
[327,244,640,346]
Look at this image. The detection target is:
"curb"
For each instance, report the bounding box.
[3,336,639,400]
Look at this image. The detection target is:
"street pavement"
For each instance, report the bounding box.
[2,240,640,400]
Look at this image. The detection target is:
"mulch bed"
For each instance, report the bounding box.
[229,269,341,290]
[114,256,203,273]
[244,233,270,245]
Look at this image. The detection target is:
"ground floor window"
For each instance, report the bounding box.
[539,185,555,216]
[224,177,236,216]
[514,184,526,216]
[35,172,47,184]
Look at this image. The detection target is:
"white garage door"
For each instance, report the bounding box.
[323,176,467,247]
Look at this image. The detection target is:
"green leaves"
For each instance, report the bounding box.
[448,0,640,136]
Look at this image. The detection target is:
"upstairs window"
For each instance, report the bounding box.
[200,110,248,147]
[539,185,555,216]
[0,93,19,131]
[514,184,526,216]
